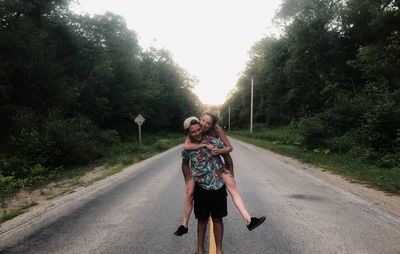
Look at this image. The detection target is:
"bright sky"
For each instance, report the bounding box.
[71,0,282,105]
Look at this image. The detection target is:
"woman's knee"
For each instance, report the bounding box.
[224,178,238,192]
[186,181,195,198]
[186,192,193,202]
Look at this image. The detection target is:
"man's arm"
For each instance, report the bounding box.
[181,158,191,182]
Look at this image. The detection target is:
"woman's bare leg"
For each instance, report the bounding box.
[174,178,195,236]
[223,171,251,223]
[182,178,195,227]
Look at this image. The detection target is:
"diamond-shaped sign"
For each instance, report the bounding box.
[134,114,145,124]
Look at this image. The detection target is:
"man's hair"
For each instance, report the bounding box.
[185,119,200,134]
[183,116,200,133]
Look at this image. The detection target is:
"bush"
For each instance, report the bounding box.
[327,133,358,153]
[1,155,31,179]
[154,139,171,150]
[348,146,379,164]
[320,93,362,135]
[2,108,108,180]
[4,107,52,167]
[378,152,400,168]
[44,116,105,166]
[26,164,49,186]
[296,116,329,149]
[356,86,400,152]
[98,130,121,146]
[0,174,24,202]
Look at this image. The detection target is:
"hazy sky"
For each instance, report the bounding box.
[71,0,283,105]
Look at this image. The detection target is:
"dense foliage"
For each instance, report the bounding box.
[0,0,201,194]
[222,0,400,169]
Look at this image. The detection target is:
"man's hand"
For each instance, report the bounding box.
[211,148,222,155]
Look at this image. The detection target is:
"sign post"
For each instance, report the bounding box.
[134,114,145,145]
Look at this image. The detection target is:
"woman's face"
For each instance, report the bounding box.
[200,114,213,132]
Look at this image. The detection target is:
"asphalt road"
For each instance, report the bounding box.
[0,138,399,253]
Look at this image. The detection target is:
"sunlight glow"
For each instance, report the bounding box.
[71,0,282,105]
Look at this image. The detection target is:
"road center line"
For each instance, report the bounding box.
[209,217,216,254]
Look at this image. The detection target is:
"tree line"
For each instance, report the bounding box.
[222,0,400,169]
[0,0,201,191]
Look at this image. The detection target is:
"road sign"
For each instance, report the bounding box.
[134,114,145,145]
[134,114,145,125]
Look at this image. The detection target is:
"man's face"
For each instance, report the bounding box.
[188,124,203,142]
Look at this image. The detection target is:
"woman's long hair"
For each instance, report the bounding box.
[201,111,219,136]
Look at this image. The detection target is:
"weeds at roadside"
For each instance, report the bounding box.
[231,129,400,194]
[0,201,38,224]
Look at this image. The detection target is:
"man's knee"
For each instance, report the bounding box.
[198,219,208,226]
[211,217,223,225]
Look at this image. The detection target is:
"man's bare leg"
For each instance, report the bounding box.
[197,219,208,254]
[212,217,224,254]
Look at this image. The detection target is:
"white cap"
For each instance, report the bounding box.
[183,116,200,130]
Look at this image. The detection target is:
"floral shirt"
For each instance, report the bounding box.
[182,136,225,190]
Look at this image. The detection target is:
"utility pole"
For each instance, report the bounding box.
[228,106,231,133]
[250,76,254,133]
[220,110,223,127]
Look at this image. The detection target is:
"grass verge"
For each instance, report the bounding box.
[231,129,400,194]
[0,201,38,224]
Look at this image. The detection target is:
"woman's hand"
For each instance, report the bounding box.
[205,144,215,150]
[211,147,221,155]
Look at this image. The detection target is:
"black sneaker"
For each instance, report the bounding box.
[247,216,266,231]
[174,225,188,236]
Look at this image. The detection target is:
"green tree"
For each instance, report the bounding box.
[0,1,202,185]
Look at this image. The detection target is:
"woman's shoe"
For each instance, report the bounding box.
[247,216,266,231]
[173,225,188,236]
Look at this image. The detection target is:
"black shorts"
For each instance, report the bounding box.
[193,183,227,221]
